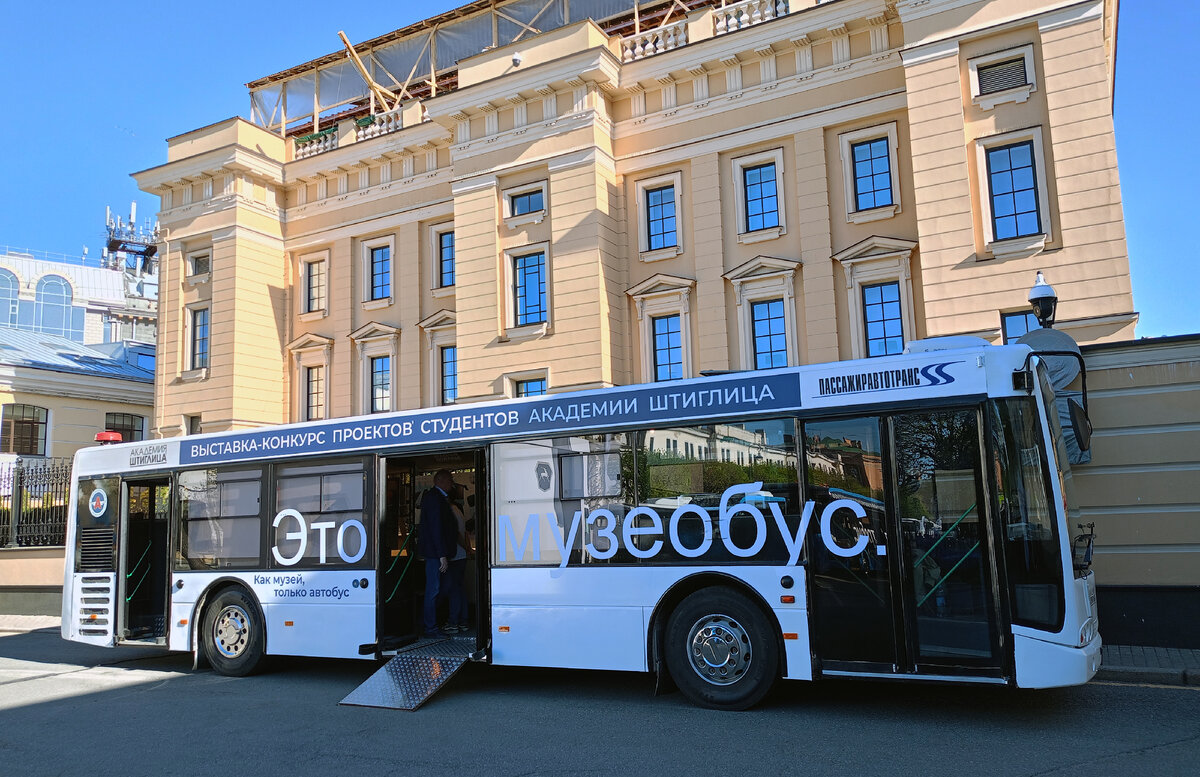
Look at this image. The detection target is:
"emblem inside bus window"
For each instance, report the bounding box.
[88,489,108,518]
[535,462,552,492]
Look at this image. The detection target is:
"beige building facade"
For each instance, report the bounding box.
[134,0,1133,437]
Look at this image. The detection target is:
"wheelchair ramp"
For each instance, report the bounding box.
[340,636,474,710]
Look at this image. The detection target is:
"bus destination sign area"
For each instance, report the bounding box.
[180,373,800,466]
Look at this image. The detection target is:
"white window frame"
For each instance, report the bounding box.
[839,122,901,224]
[183,303,210,378]
[968,44,1037,111]
[503,241,552,337]
[724,258,801,371]
[429,222,455,298]
[506,369,550,398]
[185,249,211,286]
[360,234,394,308]
[351,323,400,415]
[289,340,332,423]
[501,181,548,229]
[635,172,684,262]
[835,238,917,360]
[419,311,457,407]
[298,249,329,321]
[974,126,1052,260]
[731,148,786,245]
[627,274,695,383]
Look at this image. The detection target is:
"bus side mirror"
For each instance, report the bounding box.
[1068,398,1092,453]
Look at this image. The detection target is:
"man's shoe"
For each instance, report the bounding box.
[442,624,461,634]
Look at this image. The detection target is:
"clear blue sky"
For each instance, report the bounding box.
[0,2,1194,337]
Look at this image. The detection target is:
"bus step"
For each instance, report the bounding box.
[339,636,474,711]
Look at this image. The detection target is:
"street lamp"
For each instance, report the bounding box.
[1028,270,1058,328]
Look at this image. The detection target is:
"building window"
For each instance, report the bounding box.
[732,149,785,242]
[515,378,547,397]
[513,251,547,327]
[851,139,893,212]
[191,308,210,370]
[742,162,779,233]
[975,127,1051,259]
[370,356,390,413]
[751,299,787,369]
[304,257,327,313]
[1002,311,1041,343]
[105,412,144,443]
[185,415,202,435]
[652,314,683,381]
[35,275,84,341]
[646,185,677,251]
[440,346,457,405]
[511,189,543,217]
[0,268,17,327]
[1,404,48,456]
[968,44,1037,110]
[369,245,391,301]
[863,281,904,357]
[438,231,455,288]
[986,141,1041,241]
[635,173,684,260]
[839,122,900,223]
[188,253,211,277]
[501,182,548,228]
[305,365,325,421]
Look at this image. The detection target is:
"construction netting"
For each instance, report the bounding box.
[248,0,672,134]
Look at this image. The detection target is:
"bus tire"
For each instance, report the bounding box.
[201,588,265,677]
[665,587,778,710]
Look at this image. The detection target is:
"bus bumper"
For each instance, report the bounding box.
[1014,632,1102,688]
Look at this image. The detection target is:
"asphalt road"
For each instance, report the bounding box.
[1,629,1197,777]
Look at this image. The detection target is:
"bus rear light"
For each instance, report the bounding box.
[783,633,798,640]
[780,595,795,604]
[88,614,97,620]
[178,619,188,626]
[498,626,510,633]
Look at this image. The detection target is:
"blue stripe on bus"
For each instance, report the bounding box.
[180,372,801,466]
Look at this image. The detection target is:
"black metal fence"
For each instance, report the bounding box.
[0,457,72,547]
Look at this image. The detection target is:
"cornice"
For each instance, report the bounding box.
[615,47,902,142]
[133,144,284,191]
[0,365,154,405]
[424,47,622,127]
[283,120,449,183]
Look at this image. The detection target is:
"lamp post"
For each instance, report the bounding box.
[1028,270,1058,328]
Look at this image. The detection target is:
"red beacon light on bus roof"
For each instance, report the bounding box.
[95,431,123,445]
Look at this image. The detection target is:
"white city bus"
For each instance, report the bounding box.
[62,338,1100,709]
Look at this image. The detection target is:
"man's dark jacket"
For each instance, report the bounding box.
[418,487,458,560]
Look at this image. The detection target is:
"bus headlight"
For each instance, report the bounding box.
[1079,618,1097,646]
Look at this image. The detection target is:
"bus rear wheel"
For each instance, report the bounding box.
[665,587,778,710]
[202,588,265,677]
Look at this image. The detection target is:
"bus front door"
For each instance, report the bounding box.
[803,411,1002,679]
[118,478,171,645]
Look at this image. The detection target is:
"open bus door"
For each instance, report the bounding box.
[117,478,171,645]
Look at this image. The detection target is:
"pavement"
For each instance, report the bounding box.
[4,614,1197,686]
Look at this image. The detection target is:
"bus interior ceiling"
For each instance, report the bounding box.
[380,451,481,647]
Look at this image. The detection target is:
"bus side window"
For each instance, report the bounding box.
[176,468,263,570]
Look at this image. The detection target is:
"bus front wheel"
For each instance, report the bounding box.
[665,587,778,710]
[201,588,265,677]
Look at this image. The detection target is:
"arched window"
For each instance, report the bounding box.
[1,404,48,456]
[35,275,83,340]
[0,268,18,327]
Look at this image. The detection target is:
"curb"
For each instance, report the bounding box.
[1095,666,1196,686]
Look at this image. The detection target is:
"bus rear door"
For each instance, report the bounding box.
[117,477,172,645]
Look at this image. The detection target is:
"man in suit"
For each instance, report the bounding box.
[418,469,459,637]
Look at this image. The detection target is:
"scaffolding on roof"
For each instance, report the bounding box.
[247,0,724,137]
